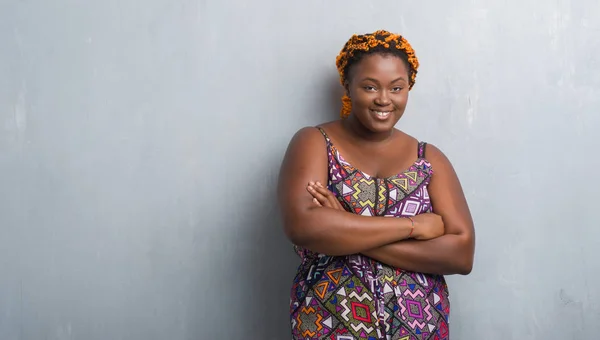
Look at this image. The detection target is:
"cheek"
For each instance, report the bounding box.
[350,90,374,106]
[393,93,409,106]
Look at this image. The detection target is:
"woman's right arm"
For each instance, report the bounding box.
[277,127,415,256]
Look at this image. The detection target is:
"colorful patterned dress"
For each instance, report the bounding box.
[289,127,450,340]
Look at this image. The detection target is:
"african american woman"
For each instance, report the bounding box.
[277,30,475,340]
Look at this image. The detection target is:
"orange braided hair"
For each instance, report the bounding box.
[335,30,419,118]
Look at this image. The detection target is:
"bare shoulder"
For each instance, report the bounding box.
[424,143,466,201]
[279,125,329,176]
[423,143,449,161]
[277,124,330,198]
[287,119,341,144]
[421,143,455,171]
[287,125,327,147]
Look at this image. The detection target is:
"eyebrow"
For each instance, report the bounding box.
[360,77,407,84]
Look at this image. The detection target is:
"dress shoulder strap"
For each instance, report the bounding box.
[418,141,428,158]
[315,126,332,144]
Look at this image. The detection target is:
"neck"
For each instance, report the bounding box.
[341,115,394,144]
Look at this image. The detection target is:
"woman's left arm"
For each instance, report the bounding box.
[362,144,476,275]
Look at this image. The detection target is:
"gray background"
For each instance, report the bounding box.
[1,0,599,339]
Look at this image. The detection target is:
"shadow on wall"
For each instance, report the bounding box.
[238,73,343,338]
[237,151,299,339]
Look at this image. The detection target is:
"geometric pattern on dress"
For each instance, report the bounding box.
[290,127,449,340]
[378,266,450,340]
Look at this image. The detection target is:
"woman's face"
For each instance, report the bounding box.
[346,53,411,133]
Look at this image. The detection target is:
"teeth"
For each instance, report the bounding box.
[370,109,392,118]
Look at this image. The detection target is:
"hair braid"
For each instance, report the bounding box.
[335,30,419,118]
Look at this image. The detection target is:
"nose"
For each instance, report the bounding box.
[374,91,391,106]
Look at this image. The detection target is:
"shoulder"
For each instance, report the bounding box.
[287,120,340,146]
[287,126,326,148]
[420,143,458,178]
[281,124,333,161]
[422,143,449,163]
[278,125,332,199]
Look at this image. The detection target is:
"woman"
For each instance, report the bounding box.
[277,30,475,340]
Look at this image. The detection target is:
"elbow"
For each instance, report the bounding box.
[283,211,318,248]
[285,224,342,256]
[451,234,475,275]
[456,257,473,275]
[285,224,310,247]
[282,206,326,248]
[283,215,346,256]
[444,253,472,275]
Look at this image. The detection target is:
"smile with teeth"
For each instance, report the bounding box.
[370,109,392,119]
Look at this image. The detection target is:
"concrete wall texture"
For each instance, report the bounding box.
[1,1,599,339]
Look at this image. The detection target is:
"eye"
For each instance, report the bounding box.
[363,85,377,92]
[392,87,404,92]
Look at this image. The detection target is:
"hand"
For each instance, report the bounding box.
[411,213,445,240]
[306,181,346,211]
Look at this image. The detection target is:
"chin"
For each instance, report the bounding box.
[369,122,396,133]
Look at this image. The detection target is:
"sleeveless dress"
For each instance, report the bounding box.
[289,127,450,340]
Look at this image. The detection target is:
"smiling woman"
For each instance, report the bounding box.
[277,30,475,340]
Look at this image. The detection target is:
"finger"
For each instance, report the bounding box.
[307,185,326,200]
[329,194,344,211]
[313,193,333,208]
[307,186,330,205]
[312,185,343,211]
[308,186,339,210]
[313,186,337,208]
[313,185,335,201]
[315,182,331,196]
[333,197,345,211]
[312,184,331,196]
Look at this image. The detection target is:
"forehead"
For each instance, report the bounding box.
[350,54,409,81]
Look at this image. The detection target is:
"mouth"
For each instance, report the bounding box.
[369,109,393,120]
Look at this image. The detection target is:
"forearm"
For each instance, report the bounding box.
[362,234,474,275]
[285,207,413,256]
